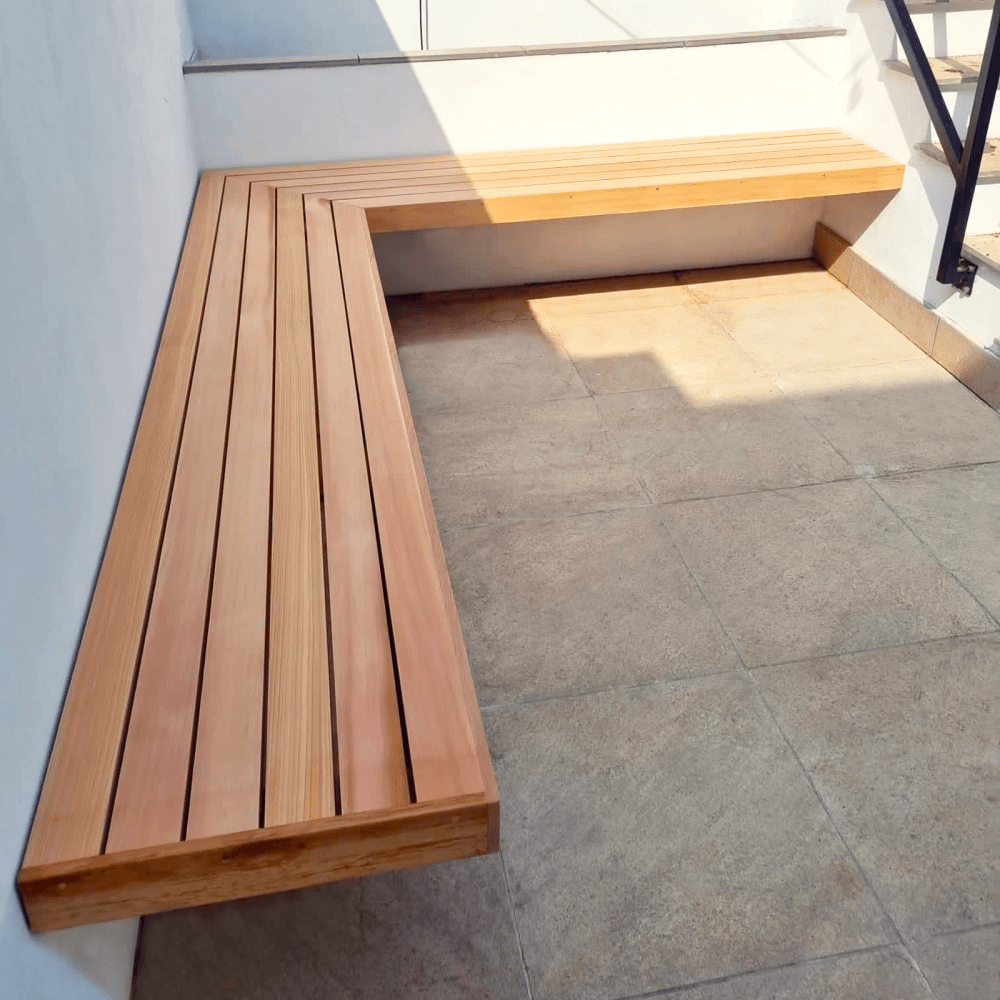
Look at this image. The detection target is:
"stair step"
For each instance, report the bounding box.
[904,1,994,12]
[885,54,989,86]
[965,232,1000,270]
[916,140,1000,176]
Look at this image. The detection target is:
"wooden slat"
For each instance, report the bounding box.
[364,234,500,848]
[105,177,250,854]
[220,128,848,179]
[19,795,490,932]
[22,174,226,868]
[266,188,335,827]
[334,202,483,803]
[277,144,888,196]
[358,161,905,232]
[187,182,275,841]
[303,196,409,814]
[259,134,877,187]
[347,154,902,203]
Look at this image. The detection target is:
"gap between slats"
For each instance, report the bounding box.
[105,176,251,854]
[305,195,412,813]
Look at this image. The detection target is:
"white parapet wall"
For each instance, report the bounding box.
[185,32,847,292]
[185,0,847,59]
[185,35,846,166]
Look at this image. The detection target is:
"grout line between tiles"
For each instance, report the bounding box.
[648,497,937,993]
[609,942,921,1000]
[863,477,1000,631]
[743,627,1000,676]
[913,918,1000,943]
[498,847,536,1000]
[747,669,940,995]
[477,661,741,715]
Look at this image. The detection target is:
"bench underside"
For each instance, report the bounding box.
[18,130,902,932]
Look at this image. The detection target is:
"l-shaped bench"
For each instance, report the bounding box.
[18,130,903,932]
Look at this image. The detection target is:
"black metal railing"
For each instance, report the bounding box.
[884,0,1000,293]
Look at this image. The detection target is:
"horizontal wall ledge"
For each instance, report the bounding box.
[183,26,846,75]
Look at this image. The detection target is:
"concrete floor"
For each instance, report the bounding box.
[132,261,1000,1000]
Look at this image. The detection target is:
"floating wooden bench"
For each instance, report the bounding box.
[18,129,903,932]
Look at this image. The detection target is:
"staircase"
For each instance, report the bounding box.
[884,0,1000,293]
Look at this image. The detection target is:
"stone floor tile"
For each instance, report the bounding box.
[644,948,933,999]
[703,287,926,375]
[871,464,1000,621]
[912,926,1000,1000]
[755,636,1000,942]
[597,377,852,503]
[415,397,647,527]
[777,360,1000,476]
[545,302,762,395]
[442,507,738,706]
[676,259,845,302]
[391,298,588,416]
[486,674,894,1000]
[527,271,696,320]
[131,855,528,1000]
[659,480,994,667]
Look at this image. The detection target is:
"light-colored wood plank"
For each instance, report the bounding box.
[363,234,500,848]
[286,151,897,210]
[334,202,483,803]
[266,188,336,827]
[260,134,877,187]
[187,182,275,841]
[220,128,847,179]
[358,161,905,232]
[105,177,250,854]
[276,141,886,192]
[22,174,226,868]
[19,795,490,932]
[303,196,409,814]
[344,153,901,203]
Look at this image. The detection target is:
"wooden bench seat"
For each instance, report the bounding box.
[18,129,903,932]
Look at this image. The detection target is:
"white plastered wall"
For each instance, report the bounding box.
[187,34,845,293]
[185,0,845,57]
[827,2,1000,348]
[0,2,199,998]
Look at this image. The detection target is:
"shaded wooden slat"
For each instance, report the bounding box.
[365,240,500,849]
[265,188,335,827]
[334,202,482,803]
[303,196,409,814]
[187,182,275,841]
[22,174,226,868]
[20,795,490,932]
[105,177,250,854]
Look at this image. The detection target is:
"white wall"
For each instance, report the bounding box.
[186,0,843,58]
[187,35,844,166]
[187,0,419,59]
[0,1,199,998]
[186,33,844,294]
[430,0,844,49]
[830,3,1000,347]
